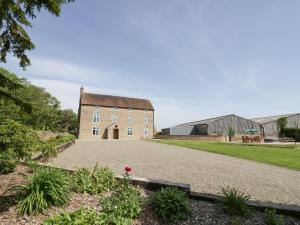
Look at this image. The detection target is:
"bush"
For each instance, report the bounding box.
[101,183,142,225]
[280,128,300,141]
[0,152,17,174]
[15,167,71,215]
[265,209,284,225]
[41,207,106,225]
[72,164,115,195]
[0,119,43,160]
[219,187,250,216]
[150,187,190,223]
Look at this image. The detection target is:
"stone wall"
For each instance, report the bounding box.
[154,135,226,142]
[79,105,154,140]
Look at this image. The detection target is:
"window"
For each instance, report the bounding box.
[112,115,118,123]
[95,106,100,111]
[144,109,148,113]
[129,108,133,112]
[128,115,133,123]
[127,127,133,135]
[144,116,149,124]
[144,128,149,136]
[92,126,99,136]
[113,107,118,111]
[93,113,100,123]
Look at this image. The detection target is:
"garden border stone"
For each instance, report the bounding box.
[33,140,75,161]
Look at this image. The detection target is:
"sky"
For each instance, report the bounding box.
[2,0,300,129]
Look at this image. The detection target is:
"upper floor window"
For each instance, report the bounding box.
[144,116,149,124]
[128,115,133,123]
[92,126,99,136]
[113,107,118,111]
[112,115,118,123]
[95,106,100,111]
[129,108,133,112]
[93,113,100,123]
[127,127,133,135]
[144,109,148,113]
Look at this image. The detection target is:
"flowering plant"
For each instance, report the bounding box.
[123,165,132,187]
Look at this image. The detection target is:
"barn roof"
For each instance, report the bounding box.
[251,113,298,124]
[80,92,154,110]
[175,114,236,127]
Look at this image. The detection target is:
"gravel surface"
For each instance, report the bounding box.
[46,140,300,205]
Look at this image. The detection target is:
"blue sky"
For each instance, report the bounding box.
[3,0,300,129]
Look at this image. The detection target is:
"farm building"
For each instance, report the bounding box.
[251,113,300,140]
[162,114,262,136]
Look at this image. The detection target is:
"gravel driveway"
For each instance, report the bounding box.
[47,140,300,205]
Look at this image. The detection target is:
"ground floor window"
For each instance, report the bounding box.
[144,128,149,135]
[127,127,133,135]
[92,126,99,135]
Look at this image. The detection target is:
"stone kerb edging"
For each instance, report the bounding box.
[36,163,300,218]
[33,140,75,161]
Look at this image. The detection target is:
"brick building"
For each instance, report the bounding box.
[78,87,154,140]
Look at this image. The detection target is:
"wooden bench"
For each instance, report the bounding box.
[279,137,296,143]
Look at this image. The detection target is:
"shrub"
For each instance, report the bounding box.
[41,208,106,225]
[72,164,115,195]
[150,187,190,223]
[0,119,42,160]
[16,167,71,215]
[265,209,284,225]
[0,152,17,174]
[219,187,250,216]
[101,183,142,225]
[280,128,300,141]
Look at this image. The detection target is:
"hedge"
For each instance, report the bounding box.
[280,128,300,142]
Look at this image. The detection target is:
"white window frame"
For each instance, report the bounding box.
[113,107,118,111]
[93,113,100,123]
[144,116,149,124]
[128,115,133,123]
[92,126,99,136]
[112,114,118,123]
[127,127,133,135]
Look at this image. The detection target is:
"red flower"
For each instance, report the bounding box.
[124,166,132,173]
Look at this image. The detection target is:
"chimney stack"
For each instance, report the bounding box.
[80,86,84,94]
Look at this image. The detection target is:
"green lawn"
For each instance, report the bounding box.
[154,140,300,170]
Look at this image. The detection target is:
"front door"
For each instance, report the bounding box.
[113,129,119,139]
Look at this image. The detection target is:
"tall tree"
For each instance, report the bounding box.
[0,0,74,68]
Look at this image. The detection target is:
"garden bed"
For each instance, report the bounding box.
[0,165,299,225]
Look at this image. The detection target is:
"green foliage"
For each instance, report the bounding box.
[280,128,300,141]
[73,164,115,195]
[0,119,42,160]
[41,208,107,225]
[0,151,16,174]
[101,183,142,225]
[0,68,78,133]
[150,187,190,223]
[219,187,250,216]
[0,0,74,68]
[265,209,284,225]
[277,117,288,131]
[16,167,71,215]
[227,127,235,142]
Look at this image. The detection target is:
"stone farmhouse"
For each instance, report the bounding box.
[78,87,154,140]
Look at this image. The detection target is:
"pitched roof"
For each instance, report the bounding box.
[251,113,298,124]
[80,92,154,110]
[175,114,235,127]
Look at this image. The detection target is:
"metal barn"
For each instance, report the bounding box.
[164,114,262,136]
[251,113,300,140]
